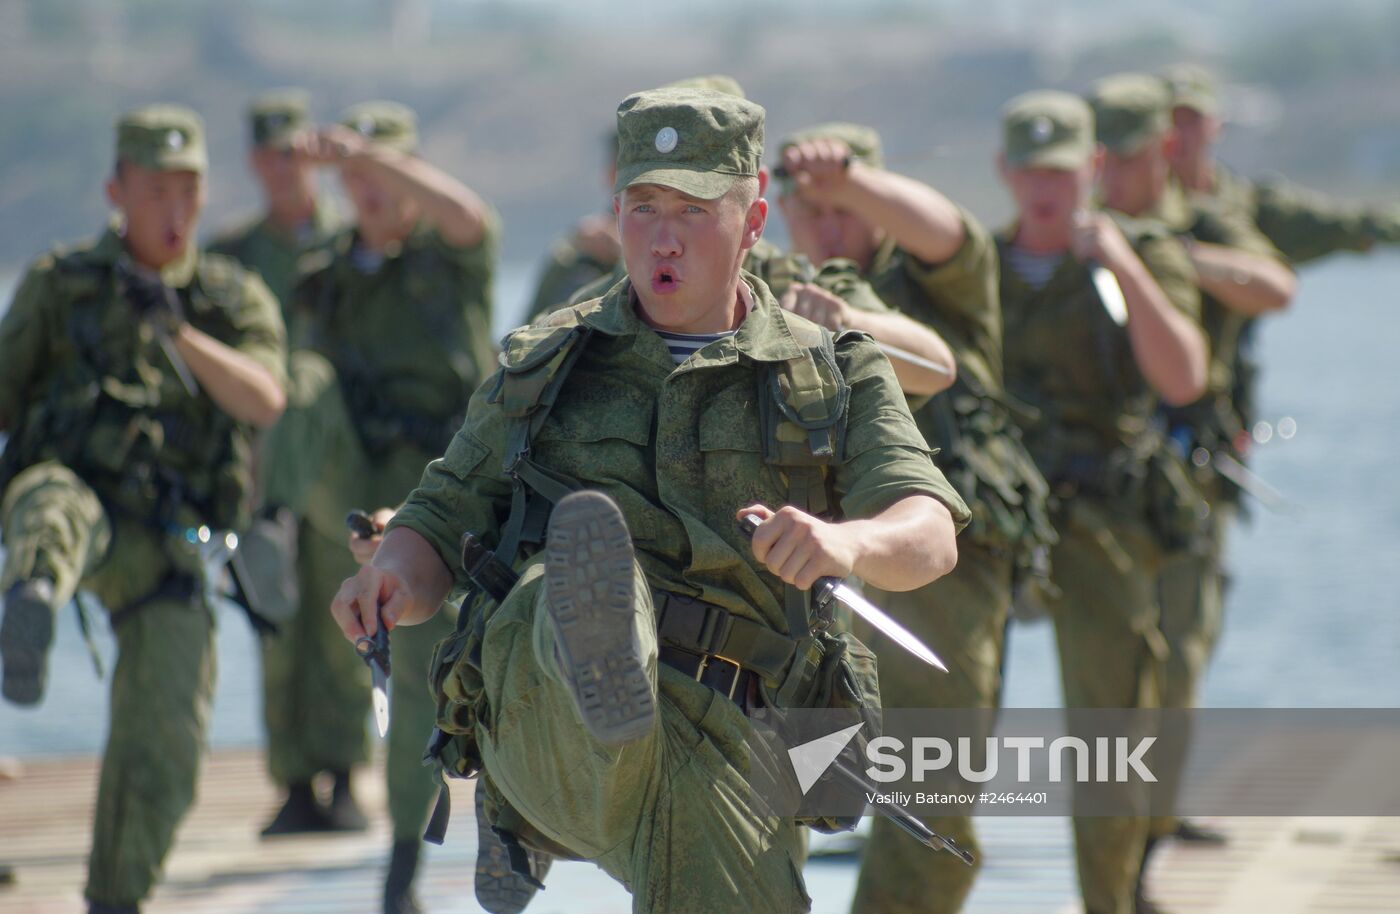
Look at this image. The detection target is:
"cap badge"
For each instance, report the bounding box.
[166,130,184,150]
[1029,116,1054,144]
[655,126,678,154]
[356,116,377,137]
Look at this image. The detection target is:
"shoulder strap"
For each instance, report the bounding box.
[758,318,852,637]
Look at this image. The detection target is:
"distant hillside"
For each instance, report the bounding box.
[2,1,1399,272]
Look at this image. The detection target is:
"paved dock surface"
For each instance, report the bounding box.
[2,747,1398,913]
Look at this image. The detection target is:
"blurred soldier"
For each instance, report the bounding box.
[774,123,1054,914]
[331,86,969,914]
[256,101,497,914]
[0,105,287,914]
[207,89,343,317]
[524,130,620,319]
[1164,63,1400,267]
[996,89,1208,914]
[1091,73,1296,880]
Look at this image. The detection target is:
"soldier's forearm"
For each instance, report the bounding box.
[372,527,454,626]
[171,325,286,427]
[1114,256,1208,406]
[846,495,958,592]
[836,164,966,265]
[842,308,957,396]
[351,146,490,249]
[1189,243,1296,315]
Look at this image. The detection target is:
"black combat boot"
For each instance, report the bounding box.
[384,839,423,914]
[542,490,654,745]
[323,770,369,832]
[1172,818,1228,845]
[259,782,330,837]
[1135,835,1171,914]
[474,778,551,914]
[1,578,58,706]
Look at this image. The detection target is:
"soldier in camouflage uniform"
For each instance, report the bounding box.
[330,87,970,914]
[0,106,287,914]
[206,89,343,317]
[771,122,1054,914]
[1090,75,1297,876]
[996,89,1209,914]
[256,102,497,914]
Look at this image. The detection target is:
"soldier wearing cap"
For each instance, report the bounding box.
[0,105,287,913]
[206,89,343,318]
[250,99,496,912]
[1164,63,1400,266]
[995,88,1208,914]
[769,122,1052,914]
[329,86,969,912]
[1092,72,1298,887]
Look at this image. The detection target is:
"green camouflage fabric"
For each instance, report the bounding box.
[1002,90,1095,170]
[206,201,344,319]
[999,219,1199,914]
[388,276,968,911]
[248,88,310,149]
[1088,73,1172,157]
[0,228,285,534]
[613,88,763,200]
[525,224,620,319]
[258,220,494,827]
[340,100,418,153]
[0,230,285,908]
[116,104,208,173]
[836,202,1050,914]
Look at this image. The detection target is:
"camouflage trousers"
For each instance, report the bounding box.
[473,557,810,913]
[1046,496,1168,914]
[1149,499,1233,840]
[1,461,216,907]
[849,542,1013,914]
[258,349,455,834]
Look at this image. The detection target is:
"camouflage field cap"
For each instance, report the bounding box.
[116,104,208,174]
[778,122,885,170]
[1088,73,1172,156]
[613,88,764,200]
[340,101,418,153]
[1002,90,1095,169]
[249,88,310,148]
[661,74,747,98]
[1161,63,1219,117]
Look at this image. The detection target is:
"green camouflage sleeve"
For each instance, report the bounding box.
[0,261,55,425]
[812,259,891,314]
[224,272,289,390]
[832,331,971,531]
[1135,230,1203,323]
[1252,178,1400,265]
[1193,198,1290,265]
[898,207,1002,389]
[386,374,513,593]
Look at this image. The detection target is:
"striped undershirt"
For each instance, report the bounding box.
[1004,244,1066,291]
[653,327,737,364]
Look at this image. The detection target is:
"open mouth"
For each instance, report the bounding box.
[651,264,680,294]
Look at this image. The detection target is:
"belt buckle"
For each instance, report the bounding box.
[695,653,744,700]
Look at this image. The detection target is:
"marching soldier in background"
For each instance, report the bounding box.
[0,105,287,914]
[1089,73,1297,891]
[773,122,1053,914]
[256,101,497,914]
[207,89,343,316]
[996,88,1208,914]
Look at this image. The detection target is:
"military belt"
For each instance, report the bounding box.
[652,589,796,710]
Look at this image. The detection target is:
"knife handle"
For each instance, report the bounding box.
[737,513,840,612]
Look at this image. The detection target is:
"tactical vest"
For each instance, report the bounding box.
[0,250,255,534]
[298,246,473,458]
[421,302,880,843]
